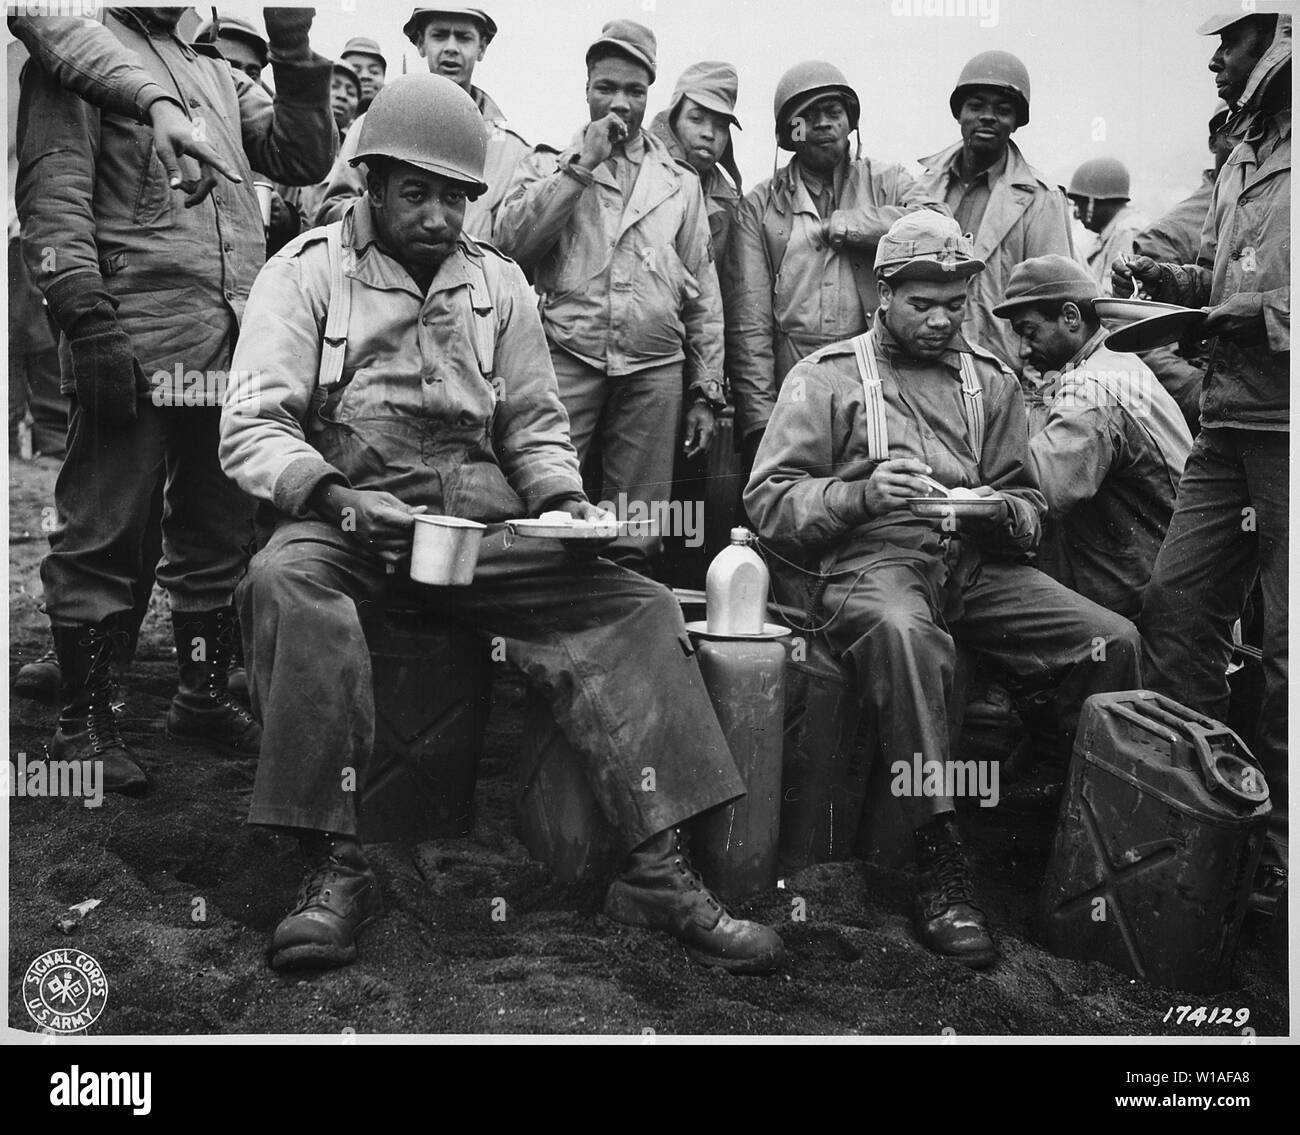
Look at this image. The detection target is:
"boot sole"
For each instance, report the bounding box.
[268,910,380,972]
[685,944,786,976]
[166,727,260,760]
[269,940,359,972]
[44,744,150,797]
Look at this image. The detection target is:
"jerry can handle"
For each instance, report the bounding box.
[1117,692,1268,806]
[1182,720,1269,806]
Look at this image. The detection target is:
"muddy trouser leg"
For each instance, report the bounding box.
[236,520,388,835]
[951,559,1142,748]
[819,559,957,828]
[413,531,745,850]
[41,396,171,627]
[1139,427,1286,867]
[154,407,255,615]
[1244,433,1288,870]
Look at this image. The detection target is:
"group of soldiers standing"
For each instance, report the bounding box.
[7,6,1290,978]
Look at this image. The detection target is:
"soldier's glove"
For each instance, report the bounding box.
[69,326,148,428]
[263,7,314,55]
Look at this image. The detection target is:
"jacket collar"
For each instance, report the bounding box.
[560,126,684,232]
[109,7,197,56]
[471,85,508,127]
[919,138,1057,258]
[874,317,967,375]
[647,109,743,197]
[919,137,1051,193]
[343,198,483,299]
[770,154,851,215]
[1064,327,1110,373]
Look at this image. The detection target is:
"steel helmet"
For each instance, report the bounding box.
[1067,156,1131,200]
[403,7,498,46]
[950,50,1031,127]
[350,73,489,197]
[194,12,268,59]
[773,61,860,151]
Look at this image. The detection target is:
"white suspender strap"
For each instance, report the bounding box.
[958,352,985,465]
[852,329,890,462]
[318,221,351,391]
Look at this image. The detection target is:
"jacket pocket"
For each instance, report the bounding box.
[128,127,172,227]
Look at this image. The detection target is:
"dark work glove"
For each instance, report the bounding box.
[263,7,314,54]
[69,327,147,428]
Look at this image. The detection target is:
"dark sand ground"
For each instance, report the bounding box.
[7,455,1287,1037]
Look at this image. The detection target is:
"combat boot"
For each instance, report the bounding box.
[604,827,785,974]
[14,644,61,702]
[269,834,382,971]
[166,609,261,758]
[913,813,996,969]
[48,622,147,795]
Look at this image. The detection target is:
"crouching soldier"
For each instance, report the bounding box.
[744,213,1141,968]
[219,75,784,975]
[992,255,1191,619]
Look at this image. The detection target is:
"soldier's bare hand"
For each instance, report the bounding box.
[313,485,426,562]
[578,113,625,169]
[861,458,934,518]
[147,98,243,201]
[683,403,716,459]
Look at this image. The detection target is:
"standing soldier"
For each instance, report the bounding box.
[494,21,727,574]
[1131,103,1235,436]
[915,50,1076,374]
[1115,12,1290,917]
[1066,157,1149,294]
[647,61,744,263]
[15,6,337,793]
[339,35,386,113]
[316,7,530,240]
[726,61,945,468]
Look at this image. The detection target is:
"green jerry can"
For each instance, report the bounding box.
[1040,690,1270,991]
[358,609,493,844]
[686,635,787,906]
[684,528,788,905]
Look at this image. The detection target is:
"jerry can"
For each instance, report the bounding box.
[1040,690,1270,991]
[686,635,787,906]
[779,636,872,869]
[358,610,493,844]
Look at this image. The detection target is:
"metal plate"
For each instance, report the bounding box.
[505,518,630,539]
[683,620,792,641]
[1104,308,1209,352]
[1093,297,1192,326]
[906,496,1004,519]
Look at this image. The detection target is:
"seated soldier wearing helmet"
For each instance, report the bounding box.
[745,212,1142,969]
[219,74,785,976]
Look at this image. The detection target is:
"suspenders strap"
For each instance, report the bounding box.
[851,328,985,470]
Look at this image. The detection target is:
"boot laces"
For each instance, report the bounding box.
[207,685,257,726]
[292,856,345,914]
[82,672,127,754]
[928,840,976,907]
[671,833,724,915]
